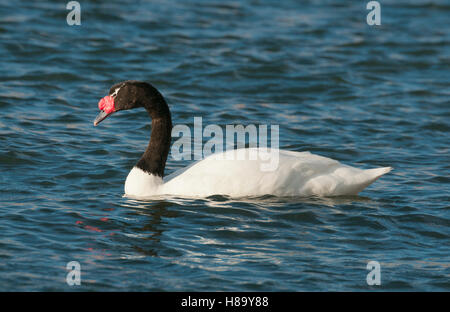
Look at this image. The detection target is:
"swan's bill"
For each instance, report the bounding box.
[94,110,111,126]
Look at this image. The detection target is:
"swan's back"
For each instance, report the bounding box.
[161,148,391,197]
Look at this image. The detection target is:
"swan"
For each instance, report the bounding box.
[94,80,391,198]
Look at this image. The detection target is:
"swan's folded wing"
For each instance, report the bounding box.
[161,148,391,197]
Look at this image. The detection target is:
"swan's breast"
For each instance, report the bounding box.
[124,167,163,197]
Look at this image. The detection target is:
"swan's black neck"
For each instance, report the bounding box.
[135,87,172,177]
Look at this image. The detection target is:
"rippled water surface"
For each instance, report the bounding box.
[0,0,449,291]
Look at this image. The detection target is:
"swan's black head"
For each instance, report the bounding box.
[94,80,173,177]
[94,80,168,126]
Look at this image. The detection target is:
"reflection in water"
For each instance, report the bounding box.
[78,192,382,275]
[118,198,178,258]
[114,194,380,273]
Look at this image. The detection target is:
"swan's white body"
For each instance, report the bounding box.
[124,148,391,198]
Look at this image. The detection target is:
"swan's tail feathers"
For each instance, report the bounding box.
[365,166,393,181]
[349,166,392,195]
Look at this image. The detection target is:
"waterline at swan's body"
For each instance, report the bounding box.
[124,148,391,198]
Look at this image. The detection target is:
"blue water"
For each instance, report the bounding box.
[0,0,449,291]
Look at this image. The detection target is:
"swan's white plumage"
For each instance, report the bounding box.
[124,166,163,197]
[124,148,391,198]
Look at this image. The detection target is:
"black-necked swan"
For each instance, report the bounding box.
[94,80,391,198]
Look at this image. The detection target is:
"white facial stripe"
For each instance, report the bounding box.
[111,86,121,98]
